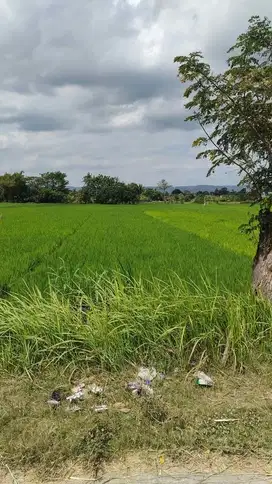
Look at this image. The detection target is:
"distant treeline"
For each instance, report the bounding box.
[0,171,253,204]
[0,172,143,204]
[166,187,255,204]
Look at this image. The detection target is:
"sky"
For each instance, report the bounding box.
[0,0,271,187]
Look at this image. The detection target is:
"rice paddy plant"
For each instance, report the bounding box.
[0,202,254,294]
[0,203,91,291]
[145,203,256,257]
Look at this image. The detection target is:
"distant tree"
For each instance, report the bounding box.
[143,188,163,202]
[0,185,4,202]
[0,172,28,202]
[82,173,119,204]
[67,189,83,204]
[122,183,143,204]
[34,172,69,203]
[81,173,142,204]
[0,171,143,205]
[172,188,182,195]
[236,188,248,202]
[175,16,272,299]
[194,194,205,204]
[214,187,229,196]
[39,171,69,192]
[157,179,171,199]
[25,176,41,202]
[172,193,185,203]
[183,191,194,202]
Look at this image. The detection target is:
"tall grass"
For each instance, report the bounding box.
[1,270,272,373]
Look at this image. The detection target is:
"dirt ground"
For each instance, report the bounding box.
[1,366,272,482]
[1,453,272,483]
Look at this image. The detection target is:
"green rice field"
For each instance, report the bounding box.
[2,202,272,373]
[0,202,255,294]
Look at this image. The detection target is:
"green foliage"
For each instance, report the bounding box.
[157,179,171,196]
[0,172,28,202]
[171,188,182,195]
[174,16,272,224]
[194,194,205,204]
[1,270,272,372]
[34,171,69,203]
[0,171,69,203]
[183,191,194,202]
[143,188,163,201]
[0,172,143,205]
[82,173,142,204]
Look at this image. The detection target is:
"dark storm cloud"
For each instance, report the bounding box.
[0,112,71,132]
[0,0,166,96]
[0,0,271,186]
[18,114,70,132]
[46,66,175,104]
[145,111,199,133]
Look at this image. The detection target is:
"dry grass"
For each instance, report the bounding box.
[1,365,272,480]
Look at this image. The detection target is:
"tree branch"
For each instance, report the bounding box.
[200,70,272,155]
[197,116,261,194]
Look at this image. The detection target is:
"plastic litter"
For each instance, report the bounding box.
[214,418,239,423]
[65,405,81,413]
[141,384,154,397]
[158,454,165,476]
[88,383,103,395]
[66,390,84,402]
[127,382,141,395]
[66,384,85,402]
[127,381,154,397]
[47,389,61,406]
[51,390,61,402]
[138,367,157,381]
[196,371,213,387]
[47,399,60,407]
[159,455,165,465]
[93,404,108,413]
[127,367,158,397]
[71,383,85,393]
[127,381,141,390]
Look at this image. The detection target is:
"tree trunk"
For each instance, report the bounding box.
[252,209,272,300]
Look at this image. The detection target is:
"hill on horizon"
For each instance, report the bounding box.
[69,184,241,193]
[171,185,239,193]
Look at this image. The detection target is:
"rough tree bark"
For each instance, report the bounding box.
[253,209,272,300]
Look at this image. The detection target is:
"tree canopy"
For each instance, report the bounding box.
[174,16,272,206]
[0,171,143,205]
[81,173,143,204]
[174,15,272,298]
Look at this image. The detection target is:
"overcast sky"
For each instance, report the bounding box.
[0,0,271,186]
